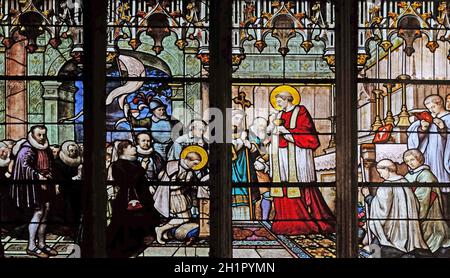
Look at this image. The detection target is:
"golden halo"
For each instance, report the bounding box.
[180,145,208,171]
[269,85,301,111]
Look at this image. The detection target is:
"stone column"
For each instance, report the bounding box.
[42,81,62,144]
[6,39,27,140]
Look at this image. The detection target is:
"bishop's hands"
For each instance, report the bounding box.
[276,125,290,135]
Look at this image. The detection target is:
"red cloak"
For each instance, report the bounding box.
[271,105,335,235]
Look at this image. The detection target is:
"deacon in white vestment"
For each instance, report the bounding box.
[361,159,428,254]
[407,95,450,220]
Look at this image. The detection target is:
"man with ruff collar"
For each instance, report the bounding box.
[10,126,58,258]
[135,133,164,181]
[53,141,83,240]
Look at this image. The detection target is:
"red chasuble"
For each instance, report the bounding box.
[278,105,320,149]
[271,105,335,235]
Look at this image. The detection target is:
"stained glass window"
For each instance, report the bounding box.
[231,0,337,258]
[357,0,450,258]
[105,0,210,257]
[2,0,449,260]
[0,0,84,258]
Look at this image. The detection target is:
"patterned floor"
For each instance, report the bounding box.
[1,233,80,258]
[234,221,372,258]
[136,238,210,257]
[2,222,370,258]
[232,221,338,258]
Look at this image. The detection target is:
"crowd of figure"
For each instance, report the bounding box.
[0,99,211,258]
[104,120,211,257]
[0,125,83,258]
[102,99,210,257]
[2,93,450,258]
[361,95,450,257]
[231,90,336,235]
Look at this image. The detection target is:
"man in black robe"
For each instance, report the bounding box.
[52,141,82,240]
[107,140,161,258]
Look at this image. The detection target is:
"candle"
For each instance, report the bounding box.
[132,0,136,22]
[256,0,261,18]
[387,48,391,79]
[376,45,380,88]
[200,1,205,21]
[401,44,405,74]
[74,0,81,24]
[331,84,335,117]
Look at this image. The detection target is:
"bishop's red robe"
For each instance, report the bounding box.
[271,105,335,235]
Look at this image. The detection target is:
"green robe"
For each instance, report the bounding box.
[405,166,450,252]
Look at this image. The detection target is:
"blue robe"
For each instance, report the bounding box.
[232,148,249,208]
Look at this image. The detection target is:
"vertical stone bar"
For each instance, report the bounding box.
[82,0,107,257]
[335,0,358,258]
[209,0,232,258]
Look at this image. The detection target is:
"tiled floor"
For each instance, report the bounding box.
[136,238,210,257]
[2,221,369,258]
[2,234,80,258]
[232,221,338,258]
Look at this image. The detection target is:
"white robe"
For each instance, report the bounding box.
[153,160,206,218]
[407,112,450,192]
[367,176,428,253]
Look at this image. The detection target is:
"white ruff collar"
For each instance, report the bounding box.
[137,145,153,156]
[27,132,49,150]
[59,151,82,168]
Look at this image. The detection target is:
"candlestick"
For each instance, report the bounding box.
[396,74,411,127]
[372,88,384,131]
[383,83,394,125]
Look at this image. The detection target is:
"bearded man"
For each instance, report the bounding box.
[10,126,58,258]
